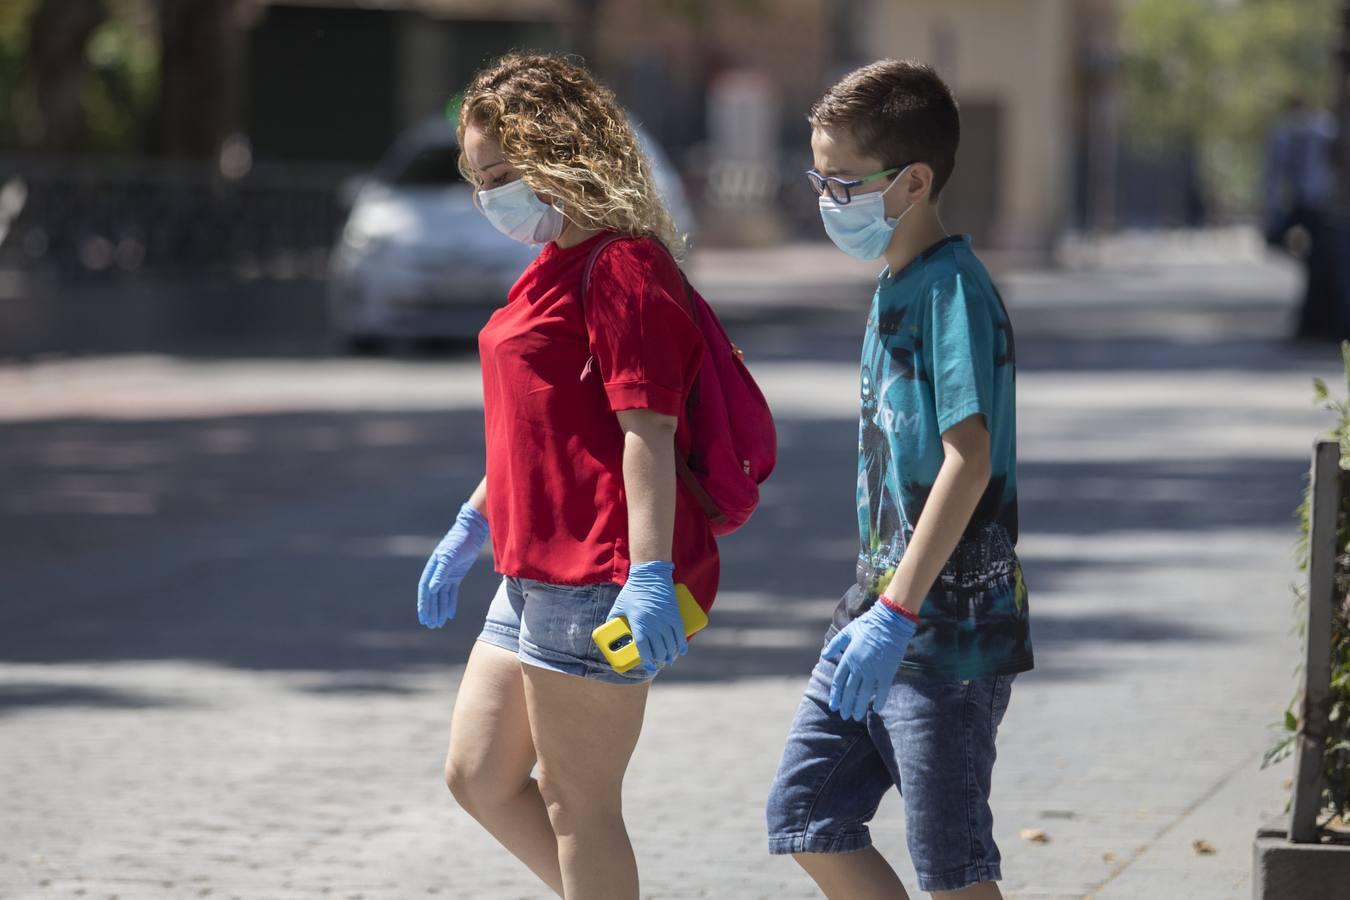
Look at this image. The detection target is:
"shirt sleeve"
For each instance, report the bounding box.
[582,238,703,417]
[922,273,996,435]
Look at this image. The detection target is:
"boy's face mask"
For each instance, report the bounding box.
[818,164,915,260]
[475,177,566,245]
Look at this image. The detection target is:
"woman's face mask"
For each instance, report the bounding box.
[818,164,915,260]
[475,178,566,246]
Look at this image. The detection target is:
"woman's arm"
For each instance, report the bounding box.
[467,475,488,515]
[615,409,678,563]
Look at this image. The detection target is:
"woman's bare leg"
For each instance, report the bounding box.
[445,642,563,895]
[522,665,650,900]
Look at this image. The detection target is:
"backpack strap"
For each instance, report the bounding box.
[580,234,698,327]
[578,234,631,382]
[675,444,727,526]
[579,234,726,527]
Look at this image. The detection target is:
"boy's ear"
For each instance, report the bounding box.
[904,163,936,204]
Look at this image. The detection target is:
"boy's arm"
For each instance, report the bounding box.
[879,413,992,613]
[823,413,991,721]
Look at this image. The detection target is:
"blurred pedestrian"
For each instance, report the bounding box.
[1262,94,1340,340]
[766,60,1032,900]
[414,53,717,900]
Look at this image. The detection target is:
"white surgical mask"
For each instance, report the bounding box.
[475,178,566,245]
[818,164,915,260]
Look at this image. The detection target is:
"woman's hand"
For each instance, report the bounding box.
[610,560,687,672]
[417,502,489,628]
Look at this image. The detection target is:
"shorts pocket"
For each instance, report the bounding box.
[990,674,1015,733]
[519,578,598,596]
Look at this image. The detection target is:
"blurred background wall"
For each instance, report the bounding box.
[0,0,1341,273]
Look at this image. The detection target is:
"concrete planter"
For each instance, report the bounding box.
[1252,825,1350,900]
[1256,442,1350,898]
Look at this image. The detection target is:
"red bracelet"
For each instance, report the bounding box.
[879,594,922,625]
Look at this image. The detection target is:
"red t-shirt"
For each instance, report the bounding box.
[478,231,720,612]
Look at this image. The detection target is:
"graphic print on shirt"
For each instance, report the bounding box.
[858,364,902,556]
[841,236,1033,680]
[854,306,927,598]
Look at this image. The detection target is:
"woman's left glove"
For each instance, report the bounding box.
[417,503,489,629]
[610,560,687,672]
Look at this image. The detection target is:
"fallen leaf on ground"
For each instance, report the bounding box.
[1192,839,1217,856]
[1020,828,1050,844]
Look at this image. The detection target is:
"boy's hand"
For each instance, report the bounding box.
[822,600,918,721]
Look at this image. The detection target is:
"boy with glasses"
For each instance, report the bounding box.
[765,59,1033,900]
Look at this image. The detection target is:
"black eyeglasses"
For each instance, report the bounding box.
[805,165,907,205]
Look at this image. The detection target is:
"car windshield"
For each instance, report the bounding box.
[389,144,464,186]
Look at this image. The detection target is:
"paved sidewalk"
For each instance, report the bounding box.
[0,241,1340,899]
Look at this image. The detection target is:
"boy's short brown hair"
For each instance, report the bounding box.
[809,59,960,198]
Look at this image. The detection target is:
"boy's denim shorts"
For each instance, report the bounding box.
[766,628,1016,893]
[476,576,656,686]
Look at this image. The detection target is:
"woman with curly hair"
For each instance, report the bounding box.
[414,53,717,898]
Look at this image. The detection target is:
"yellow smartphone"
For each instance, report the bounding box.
[592,583,708,674]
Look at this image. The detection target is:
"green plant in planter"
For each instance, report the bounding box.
[1264,343,1350,831]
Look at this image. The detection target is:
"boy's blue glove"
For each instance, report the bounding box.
[610,560,687,673]
[417,503,489,629]
[822,600,918,721]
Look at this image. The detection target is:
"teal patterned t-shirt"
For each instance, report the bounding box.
[831,235,1034,680]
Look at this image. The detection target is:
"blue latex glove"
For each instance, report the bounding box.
[610,560,687,673]
[417,503,489,629]
[822,600,919,721]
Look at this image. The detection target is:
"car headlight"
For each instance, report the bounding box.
[342,224,393,256]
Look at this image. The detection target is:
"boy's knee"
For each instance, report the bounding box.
[792,850,830,871]
[791,849,854,882]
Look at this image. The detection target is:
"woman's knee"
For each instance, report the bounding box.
[443,756,479,810]
[535,765,621,830]
[444,753,527,817]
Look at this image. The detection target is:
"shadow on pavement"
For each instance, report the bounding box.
[0,682,188,716]
[1020,456,1307,536]
[0,404,1288,688]
[0,271,1328,700]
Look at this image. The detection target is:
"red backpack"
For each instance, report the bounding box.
[581,234,776,536]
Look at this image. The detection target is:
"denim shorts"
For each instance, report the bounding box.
[765,630,1016,893]
[476,576,656,686]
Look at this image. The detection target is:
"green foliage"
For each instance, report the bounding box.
[1265,342,1350,830]
[79,13,159,153]
[0,0,158,154]
[1122,0,1339,216]
[0,0,38,149]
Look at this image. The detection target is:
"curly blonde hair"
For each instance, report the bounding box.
[457,53,686,258]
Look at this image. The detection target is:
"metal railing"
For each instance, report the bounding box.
[0,156,358,276]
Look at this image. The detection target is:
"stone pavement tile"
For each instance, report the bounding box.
[1093,759,1290,900]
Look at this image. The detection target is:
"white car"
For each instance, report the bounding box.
[328,116,694,351]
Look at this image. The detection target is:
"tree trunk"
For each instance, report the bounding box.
[154,0,244,159]
[26,0,107,151]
